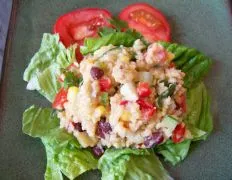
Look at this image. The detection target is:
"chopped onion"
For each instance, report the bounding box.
[138,71,153,84]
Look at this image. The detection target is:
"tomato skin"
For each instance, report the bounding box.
[119,3,171,42]
[169,62,176,68]
[53,8,112,59]
[172,123,186,143]
[137,82,152,98]
[120,100,128,106]
[137,99,156,120]
[52,88,68,110]
[99,77,112,92]
[176,94,187,112]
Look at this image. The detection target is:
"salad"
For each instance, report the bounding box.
[22,3,213,180]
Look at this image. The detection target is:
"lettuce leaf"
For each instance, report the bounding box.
[159,42,212,88]
[44,140,63,180]
[80,31,141,55]
[156,82,213,165]
[23,33,76,102]
[156,140,191,166]
[185,82,213,140]
[98,148,172,180]
[22,106,97,180]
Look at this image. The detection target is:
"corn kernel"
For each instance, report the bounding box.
[95,106,107,117]
[67,86,79,101]
[87,59,95,64]
[75,132,98,148]
[167,52,175,62]
[98,62,107,70]
[120,55,130,63]
[120,111,131,121]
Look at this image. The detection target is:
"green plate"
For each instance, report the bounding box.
[0,0,232,179]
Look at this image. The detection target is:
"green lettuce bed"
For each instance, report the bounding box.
[22,33,212,180]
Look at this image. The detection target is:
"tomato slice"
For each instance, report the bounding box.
[172,123,186,143]
[53,8,112,59]
[119,3,171,42]
[52,88,68,110]
[137,82,152,98]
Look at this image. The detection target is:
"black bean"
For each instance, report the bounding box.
[90,67,104,80]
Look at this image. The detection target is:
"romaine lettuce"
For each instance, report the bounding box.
[23,33,76,102]
[156,82,213,165]
[22,106,97,180]
[159,42,212,88]
[98,148,172,180]
[80,30,141,55]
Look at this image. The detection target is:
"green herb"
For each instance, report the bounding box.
[157,83,176,108]
[109,17,128,31]
[98,27,117,37]
[63,71,83,89]
[159,79,169,87]
[100,92,109,106]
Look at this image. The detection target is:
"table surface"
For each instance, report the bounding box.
[0,0,12,79]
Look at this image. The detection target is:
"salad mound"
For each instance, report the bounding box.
[22,3,213,180]
[57,41,187,149]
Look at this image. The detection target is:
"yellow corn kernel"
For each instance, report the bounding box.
[87,59,95,64]
[75,132,98,148]
[167,52,175,62]
[67,86,79,101]
[120,55,130,63]
[120,111,131,121]
[98,62,107,70]
[95,106,107,117]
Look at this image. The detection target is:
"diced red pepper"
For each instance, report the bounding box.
[169,62,176,68]
[120,100,128,106]
[99,77,111,91]
[52,88,68,110]
[172,122,186,143]
[137,82,152,98]
[176,94,187,112]
[137,99,156,120]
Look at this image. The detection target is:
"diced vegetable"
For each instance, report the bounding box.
[137,99,156,120]
[75,132,98,148]
[95,106,107,117]
[172,123,186,143]
[52,88,68,110]
[92,145,104,157]
[100,92,109,106]
[120,82,138,101]
[144,132,164,148]
[99,77,111,91]
[63,71,83,88]
[96,117,112,138]
[138,71,153,84]
[156,116,178,138]
[157,83,176,108]
[67,86,79,102]
[120,111,132,121]
[137,82,152,98]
